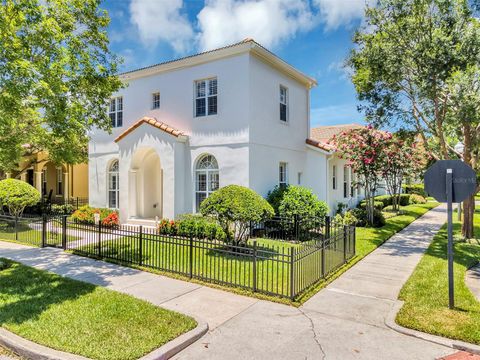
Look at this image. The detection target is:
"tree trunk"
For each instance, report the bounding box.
[461,122,475,238]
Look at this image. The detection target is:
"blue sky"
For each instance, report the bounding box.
[102,0,370,128]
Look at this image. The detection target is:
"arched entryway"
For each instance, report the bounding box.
[129,148,163,219]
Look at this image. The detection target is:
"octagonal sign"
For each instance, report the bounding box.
[424,160,477,203]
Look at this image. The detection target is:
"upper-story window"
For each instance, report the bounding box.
[152,92,160,109]
[279,162,288,186]
[109,96,123,128]
[280,85,288,122]
[195,78,217,117]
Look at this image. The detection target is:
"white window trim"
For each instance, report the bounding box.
[279,162,288,186]
[279,85,289,123]
[109,96,123,128]
[108,160,119,209]
[152,92,160,110]
[194,78,218,117]
[194,155,219,212]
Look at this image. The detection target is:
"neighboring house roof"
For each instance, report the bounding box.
[119,38,317,88]
[307,123,364,153]
[114,117,186,143]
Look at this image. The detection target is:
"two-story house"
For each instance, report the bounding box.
[89,39,363,224]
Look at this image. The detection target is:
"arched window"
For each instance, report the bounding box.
[195,154,219,211]
[108,160,119,209]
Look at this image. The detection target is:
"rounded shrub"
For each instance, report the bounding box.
[402,184,427,197]
[266,185,289,214]
[277,185,329,219]
[0,179,41,217]
[200,185,274,243]
[399,194,411,206]
[349,208,385,228]
[175,214,226,241]
[374,195,392,207]
[359,200,385,211]
[409,194,427,204]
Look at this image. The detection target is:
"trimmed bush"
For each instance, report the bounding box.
[277,185,329,219]
[51,203,75,214]
[266,185,289,214]
[342,210,358,226]
[359,200,385,211]
[70,205,118,226]
[374,195,393,207]
[175,214,226,241]
[402,183,427,197]
[349,207,385,228]
[399,194,411,206]
[409,194,427,204]
[200,185,274,243]
[0,179,41,217]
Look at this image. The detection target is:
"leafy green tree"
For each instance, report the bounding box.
[349,0,480,237]
[0,0,123,175]
[200,185,274,244]
[0,179,40,216]
[277,186,329,219]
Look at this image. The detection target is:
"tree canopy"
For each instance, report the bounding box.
[0,0,123,174]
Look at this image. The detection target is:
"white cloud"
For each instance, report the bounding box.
[129,0,194,53]
[196,0,317,51]
[313,0,371,30]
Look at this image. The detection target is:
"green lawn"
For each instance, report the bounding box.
[396,211,480,344]
[0,259,196,360]
[0,220,79,246]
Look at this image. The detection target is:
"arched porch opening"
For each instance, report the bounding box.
[37,162,67,201]
[129,148,163,219]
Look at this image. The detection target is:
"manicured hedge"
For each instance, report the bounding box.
[402,184,427,197]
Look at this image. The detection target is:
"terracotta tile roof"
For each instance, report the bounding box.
[307,123,364,152]
[114,117,185,143]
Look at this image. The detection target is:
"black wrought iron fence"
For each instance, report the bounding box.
[0,214,356,300]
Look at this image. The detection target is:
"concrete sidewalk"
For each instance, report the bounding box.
[0,205,457,359]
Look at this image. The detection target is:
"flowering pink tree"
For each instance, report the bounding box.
[331,126,390,225]
[381,136,428,212]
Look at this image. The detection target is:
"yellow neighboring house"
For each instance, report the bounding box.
[13,152,89,204]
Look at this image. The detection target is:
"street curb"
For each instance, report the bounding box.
[0,328,89,360]
[139,322,209,360]
[385,300,480,355]
[0,321,208,360]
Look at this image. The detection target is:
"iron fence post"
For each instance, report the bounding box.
[97,221,102,258]
[14,215,18,243]
[290,247,295,300]
[189,235,193,279]
[252,240,257,292]
[294,214,299,240]
[41,214,46,247]
[325,215,331,240]
[139,225,143,266]
[343,225,348,263]
[353,226,356,256]
[321,238,326,278]
[76,197,79,210]
[62,215,67,250]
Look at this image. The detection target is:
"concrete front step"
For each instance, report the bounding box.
[125,218,159,228]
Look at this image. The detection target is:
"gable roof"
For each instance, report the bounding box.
[307,123,364,153]
[119,39,317,88]
[114,117,186,143]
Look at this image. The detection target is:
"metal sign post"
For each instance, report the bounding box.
[446,169,454,309]
[424,160,477,310]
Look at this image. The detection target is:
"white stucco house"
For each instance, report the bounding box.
[88,39,366,224]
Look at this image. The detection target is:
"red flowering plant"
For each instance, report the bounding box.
[158,219,177,235]
[330,125,390,226]
[381,134,428,212]
[102,212,119,228]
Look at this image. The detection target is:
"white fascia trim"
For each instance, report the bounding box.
[306,144,333,156]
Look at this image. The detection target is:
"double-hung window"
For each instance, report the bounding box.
[152,92,160,109]
[109,96,123,128]
[279,162,288,187]
[332,165,337,190]
[280,86,288,122]
[195,78,217,117]
[343,166,349,198]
